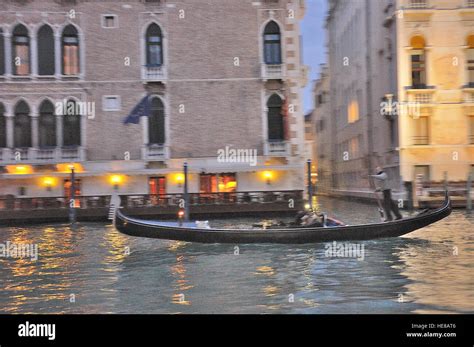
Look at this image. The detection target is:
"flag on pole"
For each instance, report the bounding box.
[123,95,151,124]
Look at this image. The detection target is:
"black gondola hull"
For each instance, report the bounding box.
[114,194,451,244]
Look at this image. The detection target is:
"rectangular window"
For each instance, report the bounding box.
[14,43,30,75]
[149,176,166,205]
[63,39,79,75]
[470,116,474,144]
[413,116,429,145]
[468,49,474,86]
[411,50,426,88]
[149,177,166,195]
[64,179,82,207]
[102,95,121,111]
[0,30,4,75]
[101,15,118,29]
[200,173,236,193]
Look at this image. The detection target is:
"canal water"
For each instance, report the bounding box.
[0,197,472,314]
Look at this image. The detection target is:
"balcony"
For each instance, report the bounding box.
[406,0,429,9]
[261,64,285,81]
[0,147,85,165]
[142,65,167,83]
[264,141,291,157]
[142,144,169,161]
[406,88,435,105]
[412,136,430,145]
[402,0,434,18]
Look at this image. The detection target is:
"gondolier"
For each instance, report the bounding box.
[371,167,403,222]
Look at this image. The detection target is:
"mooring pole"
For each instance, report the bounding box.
[443,171,448,193]
[467,173,472,212]
[183,162,190,222]
[69,167,76,225]
[307,159,313,210]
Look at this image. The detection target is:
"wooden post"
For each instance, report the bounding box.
[183,162,190,222]
[307,159,313,210]
[443,171,448,192]
[467,173,472,212]
[69,167,76,225]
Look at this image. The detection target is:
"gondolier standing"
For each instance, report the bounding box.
[371,167,403,222]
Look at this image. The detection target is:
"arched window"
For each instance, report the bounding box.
[267,94,284,141]
[467,35,474,87]
[263,21,281,65]
[14,100,31,148]
[146,24,163,67]
[12,24,30,75]
[0,103,6,148]
[63,100,81,147]
[149,97,165,145]
[38,25,55,76]
[0,29,5,76]
[39,100,56,147]
[62,25,79,75]
[410,35,426,88]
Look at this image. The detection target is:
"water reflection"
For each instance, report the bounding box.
[0,196,472,314]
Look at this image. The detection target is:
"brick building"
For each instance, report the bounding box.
[0,0,308,204]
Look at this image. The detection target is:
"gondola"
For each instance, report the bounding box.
[114,192,451,244]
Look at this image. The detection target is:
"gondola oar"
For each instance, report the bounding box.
[369,176,385,222]
[373,189,385,222]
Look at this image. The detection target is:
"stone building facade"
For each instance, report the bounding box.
[324,0,400,197]
[0,0,308,200]
[396,0,474,190]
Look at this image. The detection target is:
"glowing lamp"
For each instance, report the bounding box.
[41,177,56,191]
[6,165,33,175]
[110,175,124,190]
[263,171,273,185]
[175,173,185,187]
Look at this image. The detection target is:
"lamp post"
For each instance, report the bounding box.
[183,162,189,222]
[69,166,76,225]
[307,159,313,211]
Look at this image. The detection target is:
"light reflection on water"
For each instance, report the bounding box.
[0,197,472,314]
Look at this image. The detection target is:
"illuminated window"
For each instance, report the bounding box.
[12,24,30,76]
[200,173,236,193]
[347,100,359,123]
[62,25,80,75]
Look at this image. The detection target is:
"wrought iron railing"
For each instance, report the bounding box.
[0,191,303,211]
